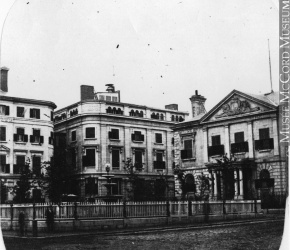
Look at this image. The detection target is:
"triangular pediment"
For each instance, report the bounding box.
[201,90,277,123]
[0,145,10,151]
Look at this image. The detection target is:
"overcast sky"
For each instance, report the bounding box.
[0,0,279,116]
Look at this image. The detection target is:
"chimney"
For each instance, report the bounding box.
[189,90,206,117]
[0,67,9,93]
[80,85,95,101]
[165,104,178,111]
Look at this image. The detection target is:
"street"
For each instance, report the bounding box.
[3,220,284,250]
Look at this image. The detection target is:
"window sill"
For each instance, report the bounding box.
[233,152,248,155]
[257,149,272,153]
[15,141,26,144]
[31,143,42,145]
[109,139,120,142]
[210,154,223,158]
[182,158,196,162]
[154,143,164,145]
[0,141,7,143]
[132,140,144,143]
[84,138,97,140]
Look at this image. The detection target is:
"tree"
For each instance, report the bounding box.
[12,159,40,203]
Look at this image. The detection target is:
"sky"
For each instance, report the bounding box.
[0,0,279,116]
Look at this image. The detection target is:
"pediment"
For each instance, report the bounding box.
[201,90,277,123]
[0,145,10,151]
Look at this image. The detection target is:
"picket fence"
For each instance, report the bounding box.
[0,200,260,221]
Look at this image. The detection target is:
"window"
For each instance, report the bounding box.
[0,105,9,115]
[82,148,95,167]
[85,178,98,195]
[30,129,43,144]
[112,97,118,102]
[259,128,270,139]
[134,150,143,169]
[0,155,9,173]
[85,127,95,139]
[17,107,25,117]
[112,149,120,170]
[71,130,76,141]
[234,132,244,143]
[155,133,162,143]
[49,132,54,145]
[14,128,28,142]
[181,140,193,159]
[30,108,40,119]
[154,152,165,169]
[99,95,104,100]
[0,127,6,141]
[112,178,122,195]
[109,129,119,140]
[212,135,221,146]
[132,131,144,142]
[231,132,248,153]
[32,156,41,176]
[106,96,111,101]
[14,155,26,174]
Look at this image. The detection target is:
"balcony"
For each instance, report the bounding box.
[30,135,44,144]
[14,134,28,143]
[231,141,249,154]
[153,161,165,169]
[208,145,225,157]
[181,149,193,159]
[255,138,274,151]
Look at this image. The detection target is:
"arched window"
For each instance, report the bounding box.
[135,110,139,117]
[156,113,160,119]
[117,108,122,115]
[112,107,117,114]
[139,111,144,117]
[171,115,175,121]
[175,115,178,121]
[130,109,135,116]
[107,107,112,113]
[151,113,155,119]
[160,114,164,120]
[179,116,183,122]
[184,174,196,193]
[260,169,270,179]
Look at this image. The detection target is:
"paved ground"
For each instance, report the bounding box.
[3,219,284,250]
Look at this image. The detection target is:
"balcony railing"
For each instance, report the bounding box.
[254,138,274,151]
[208,145,225,157]
[181,149,193,159]
[231,141,249,154]
[153,161,165,169]
[13,134,28,142]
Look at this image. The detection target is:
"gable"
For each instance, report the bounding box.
[201,90,277,123]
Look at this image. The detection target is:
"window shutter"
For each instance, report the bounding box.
[30,135,35,143]
[108,131,112,139]
[5,106,9,115]
[24,134,28,142]
[36,109,40,119]
[141,134,144,141]
[13,134,18,141]
[181,150,187,159]
[131,134,135,141]
[254,140,260,150]
[40,136,44,144]
[30,109,33,118]
[50,111,53,121]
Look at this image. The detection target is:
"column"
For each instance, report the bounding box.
[208,171,213,200]
[224,125,230,156]
[247,121,254,158]
[100,124,107,172]
[202,128,208,163]
[239,169,244,199]
[146,129,153,173]
[234,170,239,199]
[213,171,218,200]
[124,127,131,160]
[272,118,279,155]
[166,131,173,175]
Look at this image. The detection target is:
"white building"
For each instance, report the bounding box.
[0,67,56,202]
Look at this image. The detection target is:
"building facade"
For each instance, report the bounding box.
[0,67,57,203]
[53,84,189,201]
[173,90,287,201]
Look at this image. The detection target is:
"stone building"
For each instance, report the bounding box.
[0,67,57,203]
[173,89,287,201]
[53,84,189,201]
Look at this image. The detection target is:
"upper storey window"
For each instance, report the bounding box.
[231,132,248,154]
[106,107,123,115]
[0,105,9,116]
[30,108,40,119]
[255,128,274,151]
[208,135,224,156]
[17,107,25,117]
[109,129,119,140]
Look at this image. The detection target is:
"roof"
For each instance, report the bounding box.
[244,91,279,106]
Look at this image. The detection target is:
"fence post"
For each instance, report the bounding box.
[74,202,78,220]
[188,200,192,216]
[123,201,127,218]
[166,201,170,217]
[10,204,13,230]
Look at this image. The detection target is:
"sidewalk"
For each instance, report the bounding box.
[2,213,285,239]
